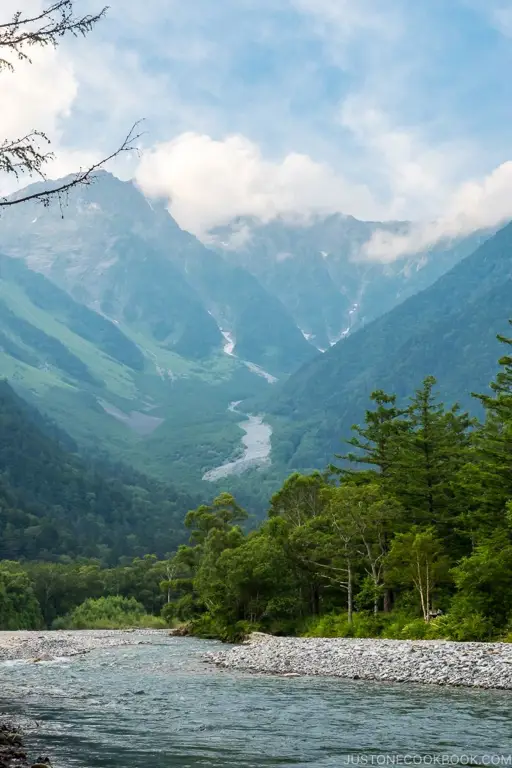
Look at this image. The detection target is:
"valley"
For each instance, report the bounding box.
[0,170,505,505]
[2,3,512,766]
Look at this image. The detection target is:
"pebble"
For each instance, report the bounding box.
[204,635,512,689]
[0,629,170,663]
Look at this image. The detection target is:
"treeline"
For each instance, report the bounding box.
[163,323,512,642]
[1,324,511,640]
[0,556,173,629]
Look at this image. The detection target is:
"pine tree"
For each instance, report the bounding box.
[334,390,407,481]
[463,323,512,534]
[390,376,473,545]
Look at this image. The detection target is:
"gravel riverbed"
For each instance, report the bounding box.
[205,635,512,689]
[0,629,170,664]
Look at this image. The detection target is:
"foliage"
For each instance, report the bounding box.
[54,596,166,630]
[0,561,42,630]
[2,322,512,642]
[156,325,512,642]
[0,380,194,562]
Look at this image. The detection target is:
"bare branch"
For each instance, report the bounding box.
[0,2,107,71]
[0,131,53,181]
[0,122,144,209]
[0,4,143,210]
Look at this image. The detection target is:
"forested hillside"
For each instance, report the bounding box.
[268,220,512,470]
[0,381,193,562]
[2,323,511,641]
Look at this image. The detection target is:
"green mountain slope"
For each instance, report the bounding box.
[0,252,269,485]
[267,220,512,469]
[0,381,194,562]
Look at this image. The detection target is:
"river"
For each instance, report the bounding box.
[1,637,510,768]
[202,402,272,481]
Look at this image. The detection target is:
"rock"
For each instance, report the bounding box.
[168,625,191,637]
[242,632,273,645]
[204,636,512,690]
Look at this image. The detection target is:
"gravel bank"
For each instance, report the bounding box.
[0,629,170,664]
[205,635,512,689]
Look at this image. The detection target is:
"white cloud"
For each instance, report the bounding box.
[0,44,80,194]
[0,47,77,139]
[363,162,512,261]
[135,132,380,237]
[339,96,471,221]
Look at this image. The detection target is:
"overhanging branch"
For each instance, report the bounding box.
[0,121,144,208]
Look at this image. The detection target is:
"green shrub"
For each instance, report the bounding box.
[398,619,430,640]
[303,612,386,639]
[54,596,166,629]
[427,612,494,641]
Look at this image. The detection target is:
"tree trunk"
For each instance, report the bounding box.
[347,559,353,625]
[383,588,393,613]
[311,585,320,616]
[416,555,428,621]
[425,563,431,621]
[371,565,379,614]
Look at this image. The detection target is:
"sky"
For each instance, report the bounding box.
[2,0,512,259]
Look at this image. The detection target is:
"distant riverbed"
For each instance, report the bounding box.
[203,401,272,481]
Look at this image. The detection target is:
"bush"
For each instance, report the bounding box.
[54,596,166,629]
[303,612,386,639]
[427,612,494,642]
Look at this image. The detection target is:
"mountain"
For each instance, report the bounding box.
[0,173,319,486]
[267,220,512,470]
[215,215,490,350]
[0,172,313,375]
[0,245,275,485]
[0,170,496,498]
[0,380,193,562]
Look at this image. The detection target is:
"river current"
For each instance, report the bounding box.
[1,637,510,768]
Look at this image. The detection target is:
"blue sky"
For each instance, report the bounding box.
[2,0,512,255]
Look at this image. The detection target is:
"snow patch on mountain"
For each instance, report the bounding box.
[221,330,236,356]
[243,361,278,384]
[220,328,278,383]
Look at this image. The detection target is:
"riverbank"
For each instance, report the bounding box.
[0,629,170,663]
[205,635,512,689]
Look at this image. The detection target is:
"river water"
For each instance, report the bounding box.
[1,637,511,768]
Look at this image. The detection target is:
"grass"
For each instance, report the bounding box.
[0,280,138,400]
